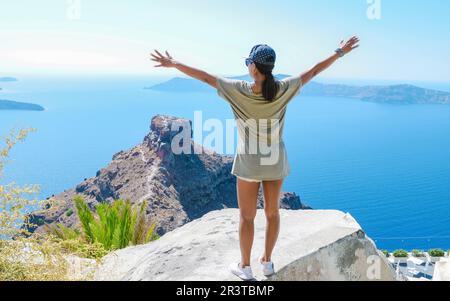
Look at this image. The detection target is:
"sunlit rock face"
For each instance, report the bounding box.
[95,209,396,281]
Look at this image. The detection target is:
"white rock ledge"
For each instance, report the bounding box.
[94,209,396,281]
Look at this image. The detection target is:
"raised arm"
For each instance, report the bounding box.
[150,50,218,89]
[300,36,360,86]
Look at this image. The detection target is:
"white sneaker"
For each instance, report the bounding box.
[229,262,254,281]
[260,257,275,277]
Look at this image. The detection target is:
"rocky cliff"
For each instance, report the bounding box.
[95,209,396,281]
[26,115,309,236]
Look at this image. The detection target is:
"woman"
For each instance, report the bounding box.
[150,36,359,280]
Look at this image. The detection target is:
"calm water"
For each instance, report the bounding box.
[1,75,450,251]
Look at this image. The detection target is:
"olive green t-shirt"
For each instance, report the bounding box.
[216,75,303,181]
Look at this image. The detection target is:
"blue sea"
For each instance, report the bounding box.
[1,75,450,251]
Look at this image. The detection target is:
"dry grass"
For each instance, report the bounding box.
[0,129,94,281]
[0,237,70,281]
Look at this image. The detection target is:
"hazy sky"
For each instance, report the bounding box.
[1,0,449,81]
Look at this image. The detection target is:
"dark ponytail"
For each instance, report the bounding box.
[254,62,279,101]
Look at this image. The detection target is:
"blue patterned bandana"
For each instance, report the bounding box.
[245,44,276,67]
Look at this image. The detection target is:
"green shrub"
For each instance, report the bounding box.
[52,196,159,252]
[45,223,80,240]
[381,250,390,257]
[65,208,73,217]
[412,249,425,257]
[393,249,408,258]
[428,249,445,257]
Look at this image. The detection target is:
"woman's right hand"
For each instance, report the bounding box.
[340,36,360,55]
[150,49,178,68]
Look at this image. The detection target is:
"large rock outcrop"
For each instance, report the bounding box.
[94,209,396,281]
[26,115,309,236]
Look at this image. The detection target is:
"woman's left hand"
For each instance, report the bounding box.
[150,49,177,68]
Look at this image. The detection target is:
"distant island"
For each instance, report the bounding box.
[302,82,450,105]
[0,77,18,82]
[0,77,18,92]
[146,74,450,105]
[0,99,44,111]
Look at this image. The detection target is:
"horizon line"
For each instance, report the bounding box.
[2,73,450,86]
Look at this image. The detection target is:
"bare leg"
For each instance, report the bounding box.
[261,179,283,262]
[236,178,260,267]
